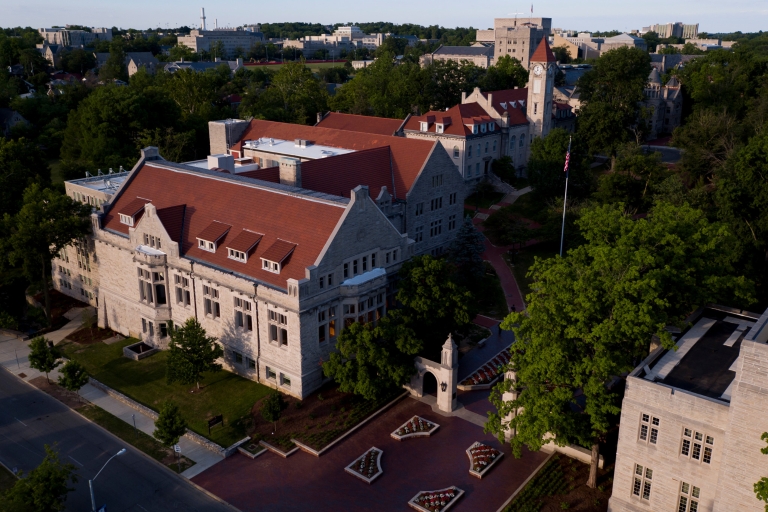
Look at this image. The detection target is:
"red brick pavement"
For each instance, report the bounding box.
[192,397,547,512]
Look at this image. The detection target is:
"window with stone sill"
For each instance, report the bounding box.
[174,274,191,307]
[678,481,700,512]
[638,413,660,445]
[632,463,653,501]
[203,285,220,318]
[234,297,253,331]
[268,310,288,346]
[680,428,713,464]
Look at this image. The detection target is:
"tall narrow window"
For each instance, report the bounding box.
[632,464,653,501]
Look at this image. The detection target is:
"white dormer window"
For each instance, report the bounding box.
[198,239,216,252]
[472,125,478,134]
[480,123,487,133]
[436,123,444,134]
[489,123,495,131]
[119,214,134,226]
[262,259,281,274]
[500,102,507,110]
[228,248,247,263]
[510,100,517,108]
[419,122,428,132]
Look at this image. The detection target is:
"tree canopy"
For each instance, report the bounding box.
[153,400,188,447]
[28,336,61,384]
[166,318,223,390]
[486,201,753,486]
[527,127,593,200]
[0,444,77,512]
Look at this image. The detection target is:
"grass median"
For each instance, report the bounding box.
[60,338,272,447]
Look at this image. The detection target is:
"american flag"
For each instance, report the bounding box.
[564,149,570,173]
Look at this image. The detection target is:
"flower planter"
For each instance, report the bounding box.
[466,441,503,478]
[344,447,383,484]
[390,416,440,441]
[408,486,464,512]
[238,442,267,459]
[457,349,511,390]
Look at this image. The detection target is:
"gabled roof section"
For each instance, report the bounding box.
[156,204,186,246]
[102,163,346,288]
[227,229,263,253]
[530,37,557,63]
[403,103,498,136]
[481,89,530,126]
[118,197,149,217]
[232,119,434,200]
[197,221,231,243]
[261,239,297,263]
[316,112,405,136]
[300,146,394,200]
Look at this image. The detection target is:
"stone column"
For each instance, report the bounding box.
[437,334,459,412]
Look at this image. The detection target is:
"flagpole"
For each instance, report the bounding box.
[559,136,572,258]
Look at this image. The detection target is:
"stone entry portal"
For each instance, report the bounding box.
[405,334,459,413]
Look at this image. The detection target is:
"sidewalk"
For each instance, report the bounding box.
[0,316,223,479]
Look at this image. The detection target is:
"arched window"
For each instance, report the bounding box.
[510,135,516,149]
[492,140,497,152]
[453,146,459,158]
[519,137,525,147]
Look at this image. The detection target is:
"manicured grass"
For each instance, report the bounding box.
[504,241,559,301]
[0,463,17,493]
[475,262,509,320]
[78,404,194,473]
[466,191,505,209]
[504,456,569,512]
[60,338,272,447]
[504,193,550,225]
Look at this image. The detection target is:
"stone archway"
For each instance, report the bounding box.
[404,334,459,413]
[423,370,438,396]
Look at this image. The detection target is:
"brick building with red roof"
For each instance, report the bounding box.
[55,147,414,398]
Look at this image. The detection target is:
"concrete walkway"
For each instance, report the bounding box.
[0,315,223,479]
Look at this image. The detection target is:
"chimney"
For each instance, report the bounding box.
[279,157,302,187]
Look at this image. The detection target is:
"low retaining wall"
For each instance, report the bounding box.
[88,377,245,457]
[122,342,159,361]
[540,442,605,469]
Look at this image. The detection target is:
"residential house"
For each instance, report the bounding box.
[0,108,28,137]
[36,42,63,67]
[94,52,160,76]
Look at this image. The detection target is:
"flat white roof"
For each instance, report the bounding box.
[342,267,386,286]
[69,173,129,193]
[242,137,356,160]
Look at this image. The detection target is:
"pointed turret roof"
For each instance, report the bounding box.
[530,37,557,64]
[648,68,662,85]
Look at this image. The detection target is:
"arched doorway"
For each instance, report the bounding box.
[423,371,438,397]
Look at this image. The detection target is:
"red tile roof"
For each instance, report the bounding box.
[227,229,263,253]
[530,37,557,64]
[301,147,394,200]
[480,89,530,126]
[118,197,148,217]
[197,221,231,243]
[103,163,346,288]
[316,112,405,136]
[156,204,186,245]
[403,103,497,136]
[232,120,434,200]
[261,239,297,263]
[237,166,280,182]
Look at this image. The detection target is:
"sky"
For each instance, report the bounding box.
[3,0,767,34]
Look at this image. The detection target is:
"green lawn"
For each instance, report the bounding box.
[504,193,550,225]
[465,191,506,209]
[60,338,272,447]
[79,404,194,473]
[0,463,17,494]
[504,241,560,301]
[475,262,509,320]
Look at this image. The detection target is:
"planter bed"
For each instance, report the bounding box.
[122,341,159,361]
[390,416,439,441]
[238,442,267,459]
[258,439,299,458]
[457,349,511,390]
[408,486,464,512]
[466,441,504,478]
[343,447,383,484]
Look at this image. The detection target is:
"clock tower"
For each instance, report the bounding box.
[526,37,557,142]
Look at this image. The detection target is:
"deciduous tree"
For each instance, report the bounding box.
[260,391,287,432]
[448,216,486,284]
[166,318,223,390]
[57,360,89,401]
[527,128,592,200]
[0,444,77,512]
[486,201,753,488]
[153,400,188,447]
[28,336,61,384]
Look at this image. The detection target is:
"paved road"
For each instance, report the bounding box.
[0,368,235,512]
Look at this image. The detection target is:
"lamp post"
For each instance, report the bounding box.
[89,448,127,512]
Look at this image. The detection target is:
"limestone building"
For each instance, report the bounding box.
[608,305,768,512]
[419,44,495,69]
[39,27,113,47]
[54,148,414,399]
[644,68,683,139]
[178,28,264,57]
[476,17,552,70]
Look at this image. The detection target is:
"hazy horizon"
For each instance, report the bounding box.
[3,0,767,34]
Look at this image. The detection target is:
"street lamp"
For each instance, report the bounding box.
[89,448,127,512]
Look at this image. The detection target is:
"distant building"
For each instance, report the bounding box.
[94,52,160,76]
[419,43,495,69]
[0,108,28,137]
[644,68,683,139]
[39,27,113,47]
[600,33,648,53]
[351,60,375,70]
[552,33,602,60]
[476,17,552,70]
[36,42,64,67]
[642,22,699,39]
[607,305,768,512]
[178,28,264,57]
[163,58,243,75]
